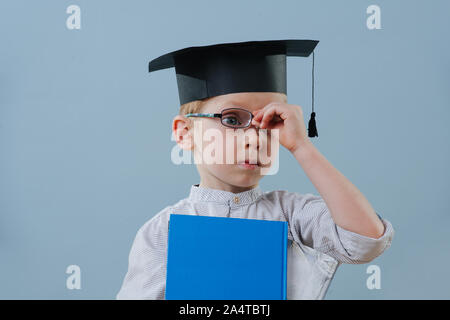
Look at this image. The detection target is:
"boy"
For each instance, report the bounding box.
[116,39,394,299]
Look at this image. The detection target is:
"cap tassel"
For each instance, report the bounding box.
[307,51,318,138]
[308,112,318,137]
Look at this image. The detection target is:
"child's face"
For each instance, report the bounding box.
[176,92,286,190]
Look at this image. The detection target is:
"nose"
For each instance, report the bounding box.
[243,126,260,150]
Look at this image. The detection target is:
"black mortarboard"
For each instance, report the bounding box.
[148,39,319,137]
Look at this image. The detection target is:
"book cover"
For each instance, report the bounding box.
[165,214,288,300]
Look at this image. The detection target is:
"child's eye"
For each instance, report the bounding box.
[222,115,242,126]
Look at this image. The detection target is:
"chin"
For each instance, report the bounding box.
[206,165,262,188]
[225,174,261,188]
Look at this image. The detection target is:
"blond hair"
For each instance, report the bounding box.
[179,98,210,116]
[179,93,287,115]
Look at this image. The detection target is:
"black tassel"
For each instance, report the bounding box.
[308,51,318,138]
[308,112,318,137]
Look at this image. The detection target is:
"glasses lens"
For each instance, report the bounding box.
[221,108,252,128]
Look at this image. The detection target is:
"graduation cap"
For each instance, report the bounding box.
[148,39,319,137]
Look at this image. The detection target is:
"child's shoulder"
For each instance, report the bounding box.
[260,189,327,218]
[261,189,322,204]
[137,197,192,235]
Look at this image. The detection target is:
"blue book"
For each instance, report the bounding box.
[165,214,288,300]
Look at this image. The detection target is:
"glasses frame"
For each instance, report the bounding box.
[185,107,255,129]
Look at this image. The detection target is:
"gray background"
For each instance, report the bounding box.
[1,0,449,299]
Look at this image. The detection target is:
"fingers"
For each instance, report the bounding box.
[253,106,280,129]
[252,103,291,128]
[252,109,262,127]
[253,108,264,120]
[252,108,266,124]
[260,107,277,129]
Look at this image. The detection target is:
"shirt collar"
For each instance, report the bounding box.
[188,184,263,206]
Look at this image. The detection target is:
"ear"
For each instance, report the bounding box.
[172,115,194,151]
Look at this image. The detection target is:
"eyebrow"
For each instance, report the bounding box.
[216,102,247,112]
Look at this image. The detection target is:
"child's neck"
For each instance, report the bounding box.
[198,180,259,194]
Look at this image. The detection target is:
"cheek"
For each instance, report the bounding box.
[193,121,221,147]
[194,125,234,163]
[208,164,237,177]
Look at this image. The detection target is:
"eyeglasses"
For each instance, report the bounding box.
[185,107,254,129]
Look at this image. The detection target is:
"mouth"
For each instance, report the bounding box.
[237,159,262,170]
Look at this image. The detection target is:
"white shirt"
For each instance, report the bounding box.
[116,184,394,299]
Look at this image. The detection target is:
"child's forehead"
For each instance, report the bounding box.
[202,102,257,115]
[202,92,285,113]
[210,101,252,113]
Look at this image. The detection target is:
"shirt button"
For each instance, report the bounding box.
[233,196,240,204]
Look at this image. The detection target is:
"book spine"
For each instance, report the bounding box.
[282,222,287,300]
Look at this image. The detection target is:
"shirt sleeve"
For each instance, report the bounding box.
[116,213,168,300]
[289,193,395,264]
